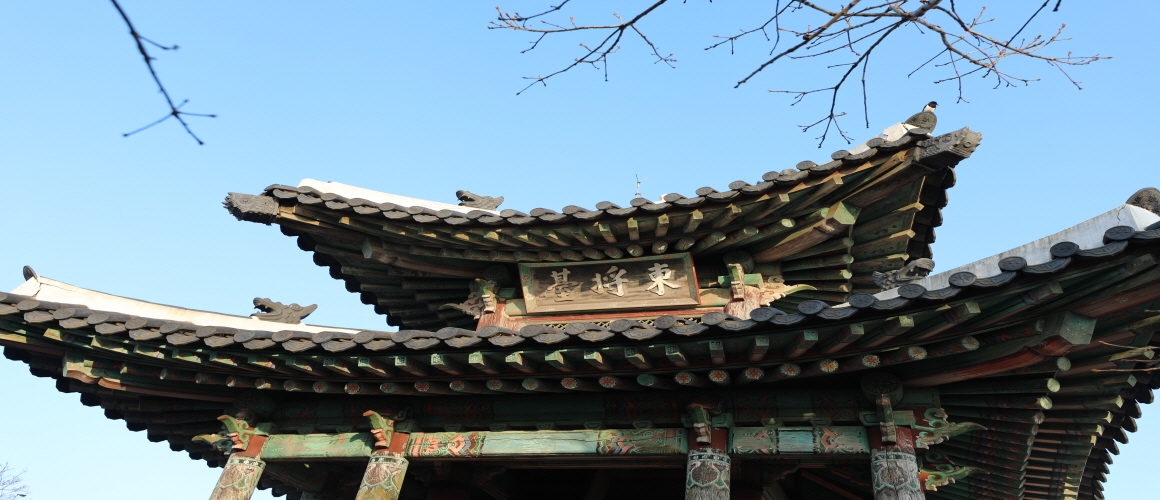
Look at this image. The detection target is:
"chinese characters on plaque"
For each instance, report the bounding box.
[519,254,699,314]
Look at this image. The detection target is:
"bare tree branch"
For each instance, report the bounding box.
[492,0,1108,146]
[111,0,215,144]
[0,462,29,500]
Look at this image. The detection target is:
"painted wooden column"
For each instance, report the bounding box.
[870,427,923,500]
[685,405,730,500]
[355,411,411,500]
[862,373,923,500]
[207,416,269,500]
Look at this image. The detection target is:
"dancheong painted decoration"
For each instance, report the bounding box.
[3,106,1159,500]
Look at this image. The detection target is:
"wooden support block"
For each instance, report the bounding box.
[597,223,617,244]
[583,350,613,371]
[655,214,670,238]
[711,204,744,229]
[708,340,726,365]
[321,357,358,377]
[602,247,624,259]
[468,352,501,375]
[428,353,465,375]
[675,371,711,387]
[747,336,770,362]
[393,356,428,376]
[523,378,565,392]
[682,210,705,233]
[505,352,540,374]
[624,347,652,369]
[783,330,819,359]
[626,244,644,257]
[581,248,603,260]
[821,324,864,354]
[674,237,696,251]
[861,316,914,348]
[664,345,689,367]
[356,357,394,377]
[562,377,606,392]
[651,240,669,254]
[626,218,640,241]
[545,350,576,372]
[254,378,278,390]
[637,373,677,390]
[598,376,642,391]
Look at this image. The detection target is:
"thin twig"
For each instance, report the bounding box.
[111,0,214,144]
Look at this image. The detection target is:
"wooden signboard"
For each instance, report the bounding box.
[518,253,699,314]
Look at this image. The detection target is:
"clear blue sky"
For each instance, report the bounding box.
[0,2,1154,498]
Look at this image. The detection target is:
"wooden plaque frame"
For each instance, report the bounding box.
[518,253,700,314]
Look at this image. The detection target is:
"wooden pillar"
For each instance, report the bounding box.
[870,426,923,500]
[684,448,731,500]
[685,405,731,500]
[355,451,410,500]
[208,435,268,500]
[356,411,411,500]
[862,372,923,500]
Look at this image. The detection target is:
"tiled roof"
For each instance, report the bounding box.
[225,126,982,329]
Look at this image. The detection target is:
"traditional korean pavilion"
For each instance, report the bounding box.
[2,111,1159,500]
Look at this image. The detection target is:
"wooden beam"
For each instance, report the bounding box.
[751,203,860,263]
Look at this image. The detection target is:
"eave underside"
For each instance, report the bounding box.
[3,224,1160,499]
